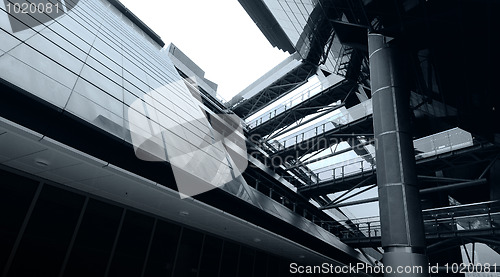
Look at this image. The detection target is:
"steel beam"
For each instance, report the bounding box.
[469,237,500,247]
[320,179,488,209]
[417,175,473,183]
[321,197,379,209]
[369,33,428,276]
[419,179,487,194]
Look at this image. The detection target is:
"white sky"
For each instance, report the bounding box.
[118,0,290,101]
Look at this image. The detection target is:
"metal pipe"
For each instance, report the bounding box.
[469,237,500,247]
[479,154,499,179]
[420,179,487,194]
[369,32,428,276]
[426,238,458,253]
[321,197,379,209]
[320,179,488,209]
[417,175,474,183]
[266,103,345,141]
[327,176,375,206]
[330,184,377,206]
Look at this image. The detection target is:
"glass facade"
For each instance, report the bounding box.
[262,0,315,54]
[0,0,234,197]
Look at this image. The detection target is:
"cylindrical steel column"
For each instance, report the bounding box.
[368,33,428,276]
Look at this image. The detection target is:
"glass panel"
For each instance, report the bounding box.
[0,29,19,52]
[253,251,268,277]
[0,49,73,109]
[238,246,255,277]
[267,255,282,277]
[67,79,126,140]
[108,211,155,277]
[64,199,124,277]
[88,38,123,85]
[172,228,203,277]
[0,170,38,268]
[143,220,181,277]
[198,235,223,277]
[219,241,240,277]
[24,29,86,75]
[9,185,85,277]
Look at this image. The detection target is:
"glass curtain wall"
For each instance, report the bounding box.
[0,0,235,197]
[0,167,293,277]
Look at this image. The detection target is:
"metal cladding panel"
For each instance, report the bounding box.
[167,43,218,97]
[369,34,427,253]
[0,0,240,198]
[237,0,295,53]
[259,0,342,72]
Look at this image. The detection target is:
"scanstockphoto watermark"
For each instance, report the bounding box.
[289,263,411,275]
[127,78,377,197]
[249,134,378,153]
[289,262,499,275]
[128,79,249,198]
[3,0,80,33]
[289,263,415,275]
[248,135,377,168]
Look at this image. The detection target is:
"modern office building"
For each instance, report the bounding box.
[0,0,499,277]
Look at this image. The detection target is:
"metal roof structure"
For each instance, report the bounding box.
[235,0,500,272]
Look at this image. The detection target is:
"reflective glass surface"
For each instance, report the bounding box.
[0,0,233,196]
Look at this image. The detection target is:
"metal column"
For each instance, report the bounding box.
[368,33,428,276]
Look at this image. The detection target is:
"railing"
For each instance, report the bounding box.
[265,127,474,188]
[247,128,482,242]
[423,200,500,235]
[414,127,473,158]
[336,217,382,239]
[331,201,500,240]
[244,172,341,229]
[268,110,471,157]
[243,173,498,245]
[308,153,376,185]
[334,45,354,76]
[306,128,473,184]
[246,81,326,129]
[272,99,373,151]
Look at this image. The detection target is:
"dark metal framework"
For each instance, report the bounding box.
[232,62,317,119]
[236,0,500,273]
